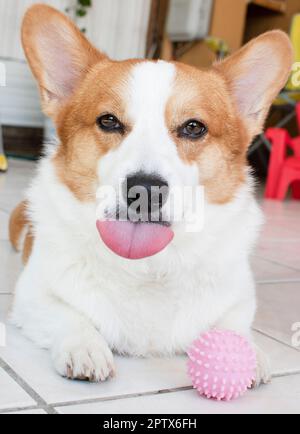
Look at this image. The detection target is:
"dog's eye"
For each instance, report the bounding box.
[97,114,124,133]
[178,120,208,140]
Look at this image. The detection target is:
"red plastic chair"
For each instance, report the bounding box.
[265,104,300,200]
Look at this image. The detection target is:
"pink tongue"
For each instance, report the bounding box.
[97,221,174,260]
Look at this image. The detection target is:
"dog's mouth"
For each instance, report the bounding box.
[96,220,174,260]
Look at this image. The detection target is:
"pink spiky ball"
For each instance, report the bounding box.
[187,330,257,402]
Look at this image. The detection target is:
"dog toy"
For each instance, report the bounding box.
[187,330,257,402]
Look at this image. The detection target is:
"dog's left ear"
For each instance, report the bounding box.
[215,31,293,137]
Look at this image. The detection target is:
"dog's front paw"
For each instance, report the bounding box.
[52,329,115,382]
[252,347,272,388]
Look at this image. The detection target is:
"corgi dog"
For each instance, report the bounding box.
[9,4,292,384]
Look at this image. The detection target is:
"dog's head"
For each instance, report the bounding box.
[22,5,293,260]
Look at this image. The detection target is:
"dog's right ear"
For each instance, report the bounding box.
[214,31,293,138]
[22,4,107,118]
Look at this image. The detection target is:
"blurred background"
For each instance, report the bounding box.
[0,0,300,182]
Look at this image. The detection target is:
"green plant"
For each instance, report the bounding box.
[66,0,93,33]
[75,0,92,18]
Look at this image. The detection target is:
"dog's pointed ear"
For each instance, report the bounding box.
[215,31,293,138]
[22,4,108,118]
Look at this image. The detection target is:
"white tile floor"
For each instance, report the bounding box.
[0,159,299,415]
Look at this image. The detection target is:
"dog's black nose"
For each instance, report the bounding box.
[124,172,169,219]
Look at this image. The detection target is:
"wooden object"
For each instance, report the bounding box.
[245,0,299,40]
[251,0,286,13]
[146,0,170,58]
[178,0,290,68]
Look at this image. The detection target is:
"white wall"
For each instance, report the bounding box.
[0,0,151,61]
[80,0,152,60]
[0,0,70,60]
[0,0,151,128]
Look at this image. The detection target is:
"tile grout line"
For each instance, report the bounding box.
[52,386,194,410]
[256,278,300,285]
[260,240,300,243]
[253,330,300,378]
[253,327,300,353]
[253,255,300,273]
[0,405,54,415]
[0,387,194,414]
[273,370,300,379]
[0,357,58,415]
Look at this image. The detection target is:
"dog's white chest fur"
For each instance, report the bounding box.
[54,255,242,356]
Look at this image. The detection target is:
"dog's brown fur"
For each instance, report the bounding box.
[9,201,33,264]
